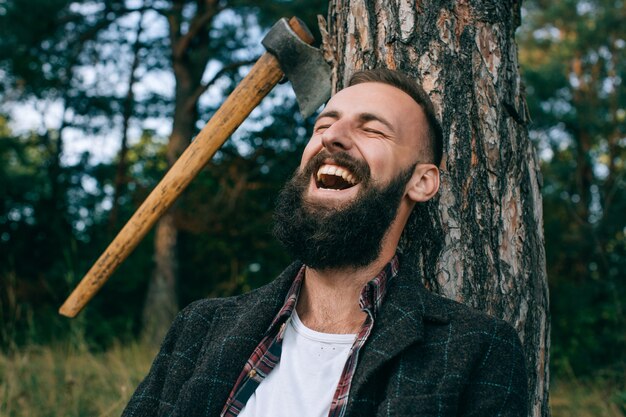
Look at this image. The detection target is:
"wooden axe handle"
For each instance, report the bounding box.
[59,17,314,317]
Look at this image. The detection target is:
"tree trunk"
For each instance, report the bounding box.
[141,0,217,345]
[140,68,202,345]
[142,213,180,345]
[109,12,144,233]
[323,0,549,415]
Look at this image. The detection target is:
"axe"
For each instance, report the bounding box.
[59,17,331,317]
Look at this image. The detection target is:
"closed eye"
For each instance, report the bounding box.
[363,127,385,136]
[314,124,332,133]
[314,111,340,134]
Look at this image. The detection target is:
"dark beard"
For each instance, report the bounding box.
[272,151,415,270]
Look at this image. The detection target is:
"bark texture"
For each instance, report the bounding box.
[323,0,550,415]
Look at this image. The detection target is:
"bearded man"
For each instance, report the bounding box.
[123,69,528,417]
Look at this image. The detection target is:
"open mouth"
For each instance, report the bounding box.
[316,164,359,190]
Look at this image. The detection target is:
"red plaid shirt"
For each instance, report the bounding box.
[220,256,399,417]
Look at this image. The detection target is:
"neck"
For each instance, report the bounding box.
[294,201,411,334]
[295,251,395,334]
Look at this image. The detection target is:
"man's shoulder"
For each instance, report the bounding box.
[373,277,528,416]
[391,263,519,341]
[180,261,302,321]
[416,286,524,354]
[423,288,508,324]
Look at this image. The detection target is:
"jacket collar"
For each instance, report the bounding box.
[199,259,451,416]
[350,257,451,394]
[196,262,300,417]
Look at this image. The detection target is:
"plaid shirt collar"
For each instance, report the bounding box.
[268,254,399,336]
[358,256,398,314]
[263,263,305,339]
[221,255,400,417]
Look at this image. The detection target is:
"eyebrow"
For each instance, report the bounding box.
[315,110,395,132]
[358,112,394,132]
[315,110,341,123]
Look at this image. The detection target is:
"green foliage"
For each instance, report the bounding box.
[0,0,74,95]
[0,116,156,348]
[0,116,73,346]
[177,98,312,304]
[0,0,323,349]
[519,0,626,376]
[234,0,328,42]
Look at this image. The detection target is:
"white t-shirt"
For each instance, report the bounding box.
[238,311,356,417]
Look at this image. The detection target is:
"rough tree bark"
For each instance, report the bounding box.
[322,0,549,415]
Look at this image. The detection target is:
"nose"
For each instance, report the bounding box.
[321,120,353,152]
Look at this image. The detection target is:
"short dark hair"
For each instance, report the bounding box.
[348,69,443,166]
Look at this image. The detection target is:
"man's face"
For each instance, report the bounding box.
[272,82,430,270]
[299,82,429,209]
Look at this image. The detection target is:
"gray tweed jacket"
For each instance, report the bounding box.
[123,261,528,416]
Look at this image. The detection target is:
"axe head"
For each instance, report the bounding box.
[262,18,331,118]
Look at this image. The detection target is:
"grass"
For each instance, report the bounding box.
[0,341,155,417]
[550,365,626,417]
[0,341,624,416]
[551,381,625,417]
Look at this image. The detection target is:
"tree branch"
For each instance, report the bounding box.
[172,0,220,60]
[167,0,186,56]
[184,58,257,112]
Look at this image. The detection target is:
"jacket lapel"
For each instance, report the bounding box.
[350,262,450,399]
[179,262,302,417]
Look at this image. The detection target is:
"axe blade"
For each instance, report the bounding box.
[262,18,331,118]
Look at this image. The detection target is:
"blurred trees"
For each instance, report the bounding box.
[518,0,626,376]
[0,0,323,346]
[137,0,319,345]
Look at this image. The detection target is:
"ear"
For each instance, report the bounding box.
[406,163,440,202]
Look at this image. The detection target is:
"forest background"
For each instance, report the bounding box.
[0,0,624,416]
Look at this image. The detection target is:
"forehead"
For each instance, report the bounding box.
[324,82,420,117]
[322,82,425,139]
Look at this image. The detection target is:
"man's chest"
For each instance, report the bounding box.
[238,317,355,417]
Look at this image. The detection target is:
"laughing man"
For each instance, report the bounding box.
[123,68,528,417]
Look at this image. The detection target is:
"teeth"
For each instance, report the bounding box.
[341,171,354,184]
[316,164,357,185]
